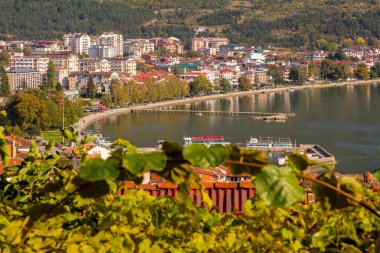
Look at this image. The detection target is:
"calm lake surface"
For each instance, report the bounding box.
[88,83,380,174]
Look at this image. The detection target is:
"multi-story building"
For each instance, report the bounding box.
[9,53,49,72]
[192,37,229,52]
[79,59,110,72]
[123,39,155,57]
[68,71,119,92]
[88,45,116,58]
[96,33,123,56]
[246,70,268,85]
[156,37,183,54]
[106,58,137,75]
[7,69,42,92]
[37,51,79,73]
[63,33,91,55]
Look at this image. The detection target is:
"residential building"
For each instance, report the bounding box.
[154,37,183,54]
[106,58,137,75]
[9,54,49,72]
[63,33,91,55]
[6,69,42,92]
[79,59,110,72]
[123,39,155,57]
[37,51,79,73]
[191,37,229,52]
[246,69,268,85]
[68,71,119,91]
[88,45,116,58]
[96,33,123,56]
[245,49,266,63]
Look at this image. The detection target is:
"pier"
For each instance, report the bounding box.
[131,109,295,120]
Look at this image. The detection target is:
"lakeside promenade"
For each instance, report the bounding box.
[75,79,380,134]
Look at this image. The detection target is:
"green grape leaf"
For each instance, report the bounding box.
[0,126,9,166]
[79,158,119,182]
[162,141,183,160]
[183,144,228,168]
[123,154,146,174]
[254,165,305,207]
[208,145,230,165]
[312,173,362,210]
[144,152,167,172]
[374,170,380,183]
[78,180,110,198]
[227,144,267,175]
[288,154,309,172]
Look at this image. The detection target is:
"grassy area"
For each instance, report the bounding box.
[41,130,63,143]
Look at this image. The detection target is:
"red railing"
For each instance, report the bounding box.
[118,181,317,213]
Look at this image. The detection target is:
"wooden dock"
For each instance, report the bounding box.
[131,109,295,120]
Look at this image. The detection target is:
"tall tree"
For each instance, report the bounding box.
[308,61,319,80]
[354,63,369,80]
[238,75,252,90]
[0,66,10,96]
[219,78,231,92]
[289,65,308,85]
[46,61,56,90]
[6,93,51,130]
[189,75,212,94]
[87,76,97,99]
[267,66,284,86]
[369,62,380,78]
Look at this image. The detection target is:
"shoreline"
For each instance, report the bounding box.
[75,79,380,134]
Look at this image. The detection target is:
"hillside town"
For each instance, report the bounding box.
[1,32,380,98]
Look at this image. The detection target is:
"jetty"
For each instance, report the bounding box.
[131,109,295,120]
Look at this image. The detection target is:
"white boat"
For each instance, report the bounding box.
[196,112,203,116]
[246,137,293,149]
[183,136,230,147]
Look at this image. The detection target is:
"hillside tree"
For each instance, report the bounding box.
[87,76,97,99]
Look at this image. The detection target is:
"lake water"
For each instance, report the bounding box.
[88,83,380,174]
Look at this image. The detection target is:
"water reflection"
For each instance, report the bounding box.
[88,84,380,174]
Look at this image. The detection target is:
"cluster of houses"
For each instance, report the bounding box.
[1,33,380,97]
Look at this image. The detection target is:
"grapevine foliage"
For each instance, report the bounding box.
[0,128,379,252]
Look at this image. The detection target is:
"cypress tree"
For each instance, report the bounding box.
[87,76,96,99]
[0,66,10,96]
[46,61,56,90]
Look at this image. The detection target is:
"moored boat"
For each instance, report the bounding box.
[183,136,230,147]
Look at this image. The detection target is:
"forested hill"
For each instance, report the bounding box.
[0,0,380,49]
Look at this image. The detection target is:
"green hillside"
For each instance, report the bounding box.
[0,0,379,49]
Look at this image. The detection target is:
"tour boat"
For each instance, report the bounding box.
[246,137,293,149]
[183,136,230,147]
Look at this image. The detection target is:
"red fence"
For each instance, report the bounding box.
[118,181,316,214]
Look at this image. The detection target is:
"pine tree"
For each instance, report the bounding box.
[87,76,97,99]
[46,61,56,90]
[0,66,10,96]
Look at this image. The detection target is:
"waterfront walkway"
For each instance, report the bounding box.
[75,79,380,134]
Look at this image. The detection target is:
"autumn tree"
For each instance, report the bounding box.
[289,65,308,84]
[355,37,366,46]
[338,63,353,80]
[6,93,51,130]
[308,61,319,80]
[87,76,97,99]
[238,75,252,90]
[267,66,284,86]
[354,63,369,80]
[0,66,10,96]
[189,75,212,94]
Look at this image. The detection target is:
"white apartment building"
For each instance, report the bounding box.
[106,58,137,75]
[88,45,116,58]
[42,52,79,73]
[7,69,42,92]
[96,33,123,56]
[191,37,229,52]
[9,53,49,72]
[79,59,110,72]
[63,33,91,55]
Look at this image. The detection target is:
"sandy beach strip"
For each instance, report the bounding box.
[75,79,380,133]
